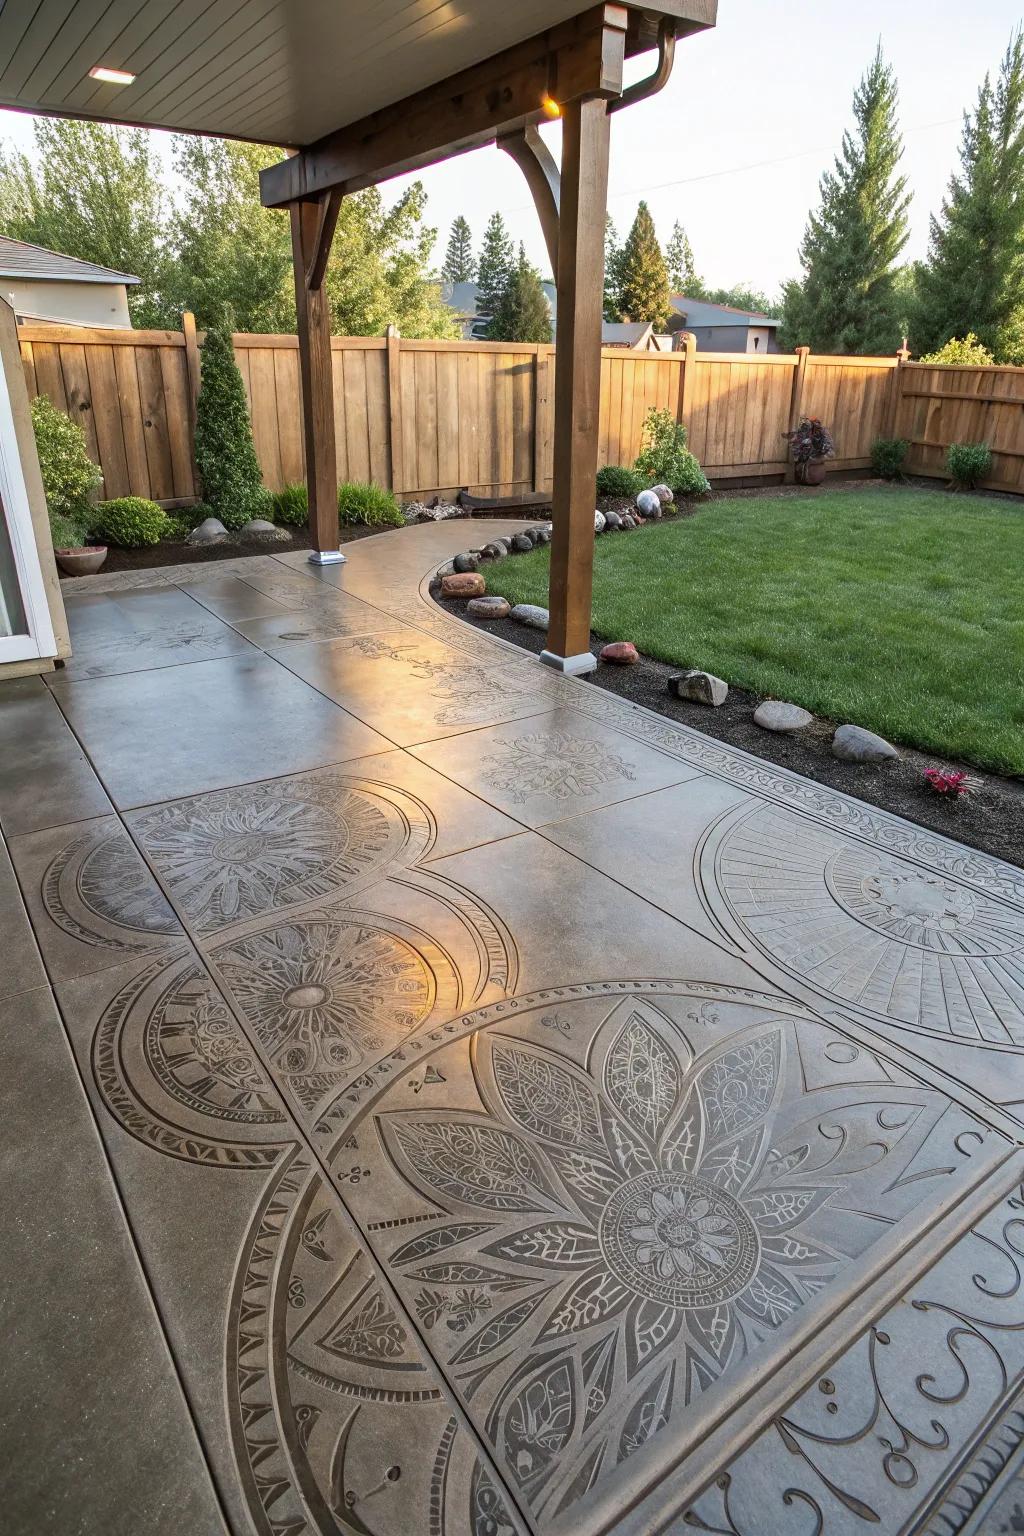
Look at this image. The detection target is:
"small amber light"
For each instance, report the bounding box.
[540,92,561,119]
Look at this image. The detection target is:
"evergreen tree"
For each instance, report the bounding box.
[0,118,171,326]
[477,211,514,324]
[913,33,1024,358]
[193,325,271,530]
[441,215,475,283]
[487,244,552,342]
[604,215,623,321]
[779,45,911,353]
[665,220,701,294]
[614,201,671,326]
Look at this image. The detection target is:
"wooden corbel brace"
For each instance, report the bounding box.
[497,125,561,276]
[304,188,342,290]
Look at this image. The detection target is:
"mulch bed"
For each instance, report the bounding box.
[440,591,1024,871]
[94,522,387,574]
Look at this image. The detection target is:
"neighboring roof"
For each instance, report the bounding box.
[670,294,780,328]
[442,278,557,324]
[602,321,654,346]
[0,237,139,286]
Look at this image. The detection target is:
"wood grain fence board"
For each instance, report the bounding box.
[435,347,460,490]
[112,344,151,498]
[364,349,390,490]
[330,349,348,484]
[85,344,130,499]
[511,352,532,488]
[456,350,480,489]
[247,345,284,494]
[57,343,99,465]
[343,348,371,486]
[21,340,35,401]
[134,343,175,501]
[158,346,196,499]
[414,347,439,494]
[273,346,304,486]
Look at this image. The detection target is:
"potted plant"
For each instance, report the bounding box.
[783,416,835,485]
[50,510,107,575]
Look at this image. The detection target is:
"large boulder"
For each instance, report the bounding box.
[452,552,479,573]
[440,571,486,598]
[510,533,534,553]
[832,724,898,762]
[669,670,729,707]
[652,484,674,504]
[594,509,606,534]
[636,488,662,518]
[187,516,229,546]
[603,510,622,530]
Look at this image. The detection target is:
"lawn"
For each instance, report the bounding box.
[483,486,1024,776]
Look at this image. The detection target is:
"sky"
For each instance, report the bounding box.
[0,0,1020,299]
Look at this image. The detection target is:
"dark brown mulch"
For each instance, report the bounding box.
[440,592,1024,871]
[94,522,388,574]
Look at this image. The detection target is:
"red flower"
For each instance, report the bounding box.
[922,768,971,798]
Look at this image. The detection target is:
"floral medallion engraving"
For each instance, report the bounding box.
[703,801,1024,1046]
[481,732,637,805]
[42,825,179,953]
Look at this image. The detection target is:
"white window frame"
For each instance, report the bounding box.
[0,353,56,664]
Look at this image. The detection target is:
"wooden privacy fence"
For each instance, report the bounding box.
[18,317,1024,505]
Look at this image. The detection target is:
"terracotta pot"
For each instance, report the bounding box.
[796,459,827,486]
[55,544,107,576]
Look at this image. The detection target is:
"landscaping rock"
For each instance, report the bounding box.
[600,641,639,665]
[603,510,622,530]
[520,527,540,545]
[511,533,533,553]
[511,602,549,630]
[403,500,465,522]
[670,670,729,707]
[187,516,229,546]
[754,700,813,733]
[467,595,511,619]
[453,552,479,573]
[534,526,552,544]
[594,509,606,534]
[652,484,674,504]
[440,571,486,599]
[636,488,662,518]
[621,514,637,530]
[483,541,507,559]
[238,518,290,543]
[832,724,898,763]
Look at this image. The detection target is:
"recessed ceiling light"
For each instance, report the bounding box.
[89,65,135,85]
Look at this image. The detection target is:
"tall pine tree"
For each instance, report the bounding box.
[441,215,475,283]
[603,215,622,321]
[613,201,671,326]
[779,45,911,354]
[488,244,552,342]
[476,211,514,324]
[665,221,701,294]
[914,33,1024,358]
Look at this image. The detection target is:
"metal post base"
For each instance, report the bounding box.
[538,649,597,676]
[308,549,347,565]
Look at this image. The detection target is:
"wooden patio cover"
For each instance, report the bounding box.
[0,0,717,671]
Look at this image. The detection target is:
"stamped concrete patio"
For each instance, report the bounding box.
[4,518,1024,1536]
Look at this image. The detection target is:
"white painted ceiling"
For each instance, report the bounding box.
[0,0,617,146]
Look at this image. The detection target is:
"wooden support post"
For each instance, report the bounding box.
[291,197,341,562]
[784,345,809,484]
[542,95,612,675]
[385,325,404,494]
[532,347,551,493]
[882,347,911,441]
[677,330,696,424]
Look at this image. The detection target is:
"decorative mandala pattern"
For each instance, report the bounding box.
[363,985,995,1524]
[481,733,637,804]
[704,802,1024,1047]
[212,913,435,1113]
[131,773,432,932]
[92,950,287,1167]
[42,826,179,953]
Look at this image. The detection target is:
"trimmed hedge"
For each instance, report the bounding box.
[92,496,168,547]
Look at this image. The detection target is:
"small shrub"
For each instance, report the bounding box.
[93,496,169,547]
[634,407,691,486]
[337,481,403,527]
[194,324,272,530]
[273,481,308,525]
[672,451,711,497]
[597,465,646,497]
[31,394,102,523]
[49,510,87,549]
[947,441,992,489]
[871,437,909,480]
[919,333,994,366]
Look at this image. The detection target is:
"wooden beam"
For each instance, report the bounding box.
[261,6,628,208]
[291,200,340,560]
[305,189,342,291]
[542,95,612,674]
[498,127,561,275]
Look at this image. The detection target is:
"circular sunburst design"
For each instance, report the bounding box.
[42,828,179,951]
[131,777,433,932]
[600,1172,760,1308]
[704,802,1024,1046]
